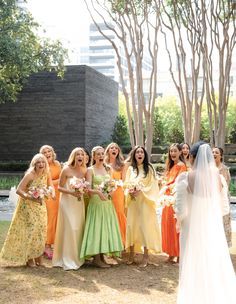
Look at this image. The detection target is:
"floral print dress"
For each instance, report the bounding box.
[0,174,48,265]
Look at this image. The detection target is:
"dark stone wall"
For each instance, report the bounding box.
[0,65,118,162]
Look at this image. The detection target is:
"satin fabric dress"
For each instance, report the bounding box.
[80,171,123,259]
[52,177,85,270]
[125,165,161,254]
[0,174,48,266]
[175,172,236,304]
[161,163,187,257]
[111,169,127,245]
[45,161,61,245]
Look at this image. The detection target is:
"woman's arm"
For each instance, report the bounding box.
[16,172,41,203]
[174,172,188,226]
[16,172,33,199]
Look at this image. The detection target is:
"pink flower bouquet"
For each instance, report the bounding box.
[28,185,54,205]
[70,177,90,201]
[97,179,118,199]
[123,181,144,200]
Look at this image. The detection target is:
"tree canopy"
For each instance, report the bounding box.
[0,0,68,103]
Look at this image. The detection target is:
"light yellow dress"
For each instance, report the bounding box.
[125,165,161,253]
[0,174,48,266]
[52,177,85,270]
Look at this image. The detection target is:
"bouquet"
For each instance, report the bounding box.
[97,179,118,199]
[28,185,54,205]
[157,185,176,207]
[123,181,144,200]
[70,177,90,201]
[157,194,176,207]
[157,175,167,188]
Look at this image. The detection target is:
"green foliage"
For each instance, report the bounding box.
[0,175,22,190]
[199,102,210,142]
[109,0,153,15]
[229,179,236,196]
[153,96,184,145]
[199,98,236,143]
[0,161,29,171]
[227,98,236,143]
[118,93,127,116]
[0,0,68,103]
[111,114,130,146]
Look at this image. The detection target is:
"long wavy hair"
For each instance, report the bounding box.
[165,143,184,173]
[67,147,86,169]
[26,153,49,175]
[130,146,155,178]
[104,142,124,171]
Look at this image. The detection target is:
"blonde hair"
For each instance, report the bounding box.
[39,145,57,162]
[104,142,124,171]
[67,147,86,168]
[91,146,110,171]
[91,146,103,165]
[26,153,49,175]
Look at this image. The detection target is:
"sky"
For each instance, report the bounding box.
[25,0,92,63]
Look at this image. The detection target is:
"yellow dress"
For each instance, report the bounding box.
[125,165,161,253]
[0,174,48,266]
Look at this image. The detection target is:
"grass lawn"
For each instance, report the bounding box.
[0,221,235,304]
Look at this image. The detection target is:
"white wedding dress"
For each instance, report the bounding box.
[175,144,236,304]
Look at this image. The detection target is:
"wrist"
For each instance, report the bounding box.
[23,192,28,199]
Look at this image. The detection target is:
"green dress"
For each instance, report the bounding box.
[80,172,123,258]
[0,174,47,266]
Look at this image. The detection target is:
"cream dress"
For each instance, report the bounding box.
[125,165,161,253]
[52,177,85,270]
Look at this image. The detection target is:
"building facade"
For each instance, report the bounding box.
[0,65,118,162]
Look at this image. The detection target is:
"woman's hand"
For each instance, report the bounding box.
[70,191,82,199]
[130,189,141,199]
[99,192,108,201]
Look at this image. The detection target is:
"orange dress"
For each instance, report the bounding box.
[161,163,187,257]
[112,170,127,245]
[46,161,61,245]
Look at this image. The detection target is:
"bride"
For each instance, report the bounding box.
[175,142,236,304]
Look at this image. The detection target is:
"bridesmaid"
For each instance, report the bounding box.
[52,147,86,270]
[125,146,161,267]
[180,143,191,170]
[161,143,187,263]
[80,146,123,268]
[213,146,232,247]
[0,154,54,267]
[104,142,127,245]
[40,145,62,259]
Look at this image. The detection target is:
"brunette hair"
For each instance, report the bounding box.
[165,143,184,173]
[130,145,155,178]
